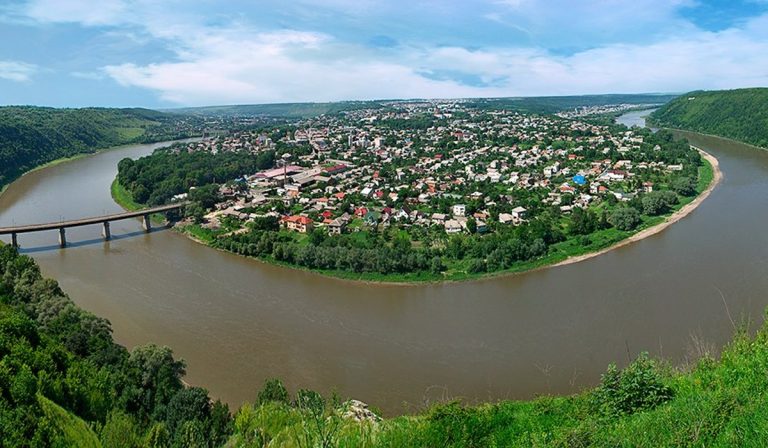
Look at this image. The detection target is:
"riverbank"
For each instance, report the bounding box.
[0,153,94,198]
[1,137,202,200]
[110,150,719,285]
[552,148,720,269]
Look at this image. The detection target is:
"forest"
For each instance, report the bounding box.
[0,107,199,189]
[650,88,768,148]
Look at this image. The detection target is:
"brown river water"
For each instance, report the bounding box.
[1,115,767,415]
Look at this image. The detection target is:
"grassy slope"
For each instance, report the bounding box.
[38,395,102,448]
[650,88,768,148]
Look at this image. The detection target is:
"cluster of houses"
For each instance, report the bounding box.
[180,101,686,236]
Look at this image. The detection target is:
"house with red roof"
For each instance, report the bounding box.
[281,215,314,233]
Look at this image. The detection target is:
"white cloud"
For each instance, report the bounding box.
[25,0,131,26]
[16,0,768,105]
[0,60,37,82]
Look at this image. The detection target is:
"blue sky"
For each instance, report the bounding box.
[1,0,767,108]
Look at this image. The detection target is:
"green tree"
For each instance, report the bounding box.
[609,208,641,231]
[671,176,697,196]
[258,378,290,405]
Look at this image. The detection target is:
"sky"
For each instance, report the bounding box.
[1,0,767,108]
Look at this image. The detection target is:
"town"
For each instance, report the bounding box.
[116,100,703,280]
[174,102,692,237]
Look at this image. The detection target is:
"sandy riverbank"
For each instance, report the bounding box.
[552,147,721,269]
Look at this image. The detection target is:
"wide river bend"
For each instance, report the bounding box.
[1,118,766,415]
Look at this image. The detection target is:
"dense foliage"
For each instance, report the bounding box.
[0,245,231,447]
[0,106,200,188]
[650,88,768,148]
[117,148,275,206]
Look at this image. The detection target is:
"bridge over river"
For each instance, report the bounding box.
[0,203,186,248]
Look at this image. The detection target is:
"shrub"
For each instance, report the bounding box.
[258,378,290,406]
[592,352,673,417]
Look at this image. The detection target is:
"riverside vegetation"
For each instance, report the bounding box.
[3,244,768,446]
[115,108,712,282]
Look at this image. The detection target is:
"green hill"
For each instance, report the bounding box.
[649,88,768,148]
[0,245,231,447]
[0,106,198,189]
[37,395,102,448]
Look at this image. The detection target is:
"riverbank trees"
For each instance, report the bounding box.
[117,149,275,206]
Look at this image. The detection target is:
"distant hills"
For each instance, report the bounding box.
[166,93,678,118]
[0,107,198,188]
[465,93,678,114]
[166,101,386,119]
[650,88,768,148]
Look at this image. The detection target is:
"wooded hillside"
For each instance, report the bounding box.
[650,88,768,148]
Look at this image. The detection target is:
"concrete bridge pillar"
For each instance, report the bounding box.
[11,232,18,248]
[102,221,111,241]
[142,214,151,233]
[58,228,67,248]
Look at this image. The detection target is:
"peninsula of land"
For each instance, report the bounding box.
[114,100,716,283]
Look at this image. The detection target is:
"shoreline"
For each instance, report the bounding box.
[0,153,94,198]
[109,148,721,286]
[551,147,720,269]
[0,137,201,200]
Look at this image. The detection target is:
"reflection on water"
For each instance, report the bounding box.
[0,128,766,415]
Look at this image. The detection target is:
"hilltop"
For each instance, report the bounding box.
[649,88,768,148]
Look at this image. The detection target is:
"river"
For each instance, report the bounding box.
[1,115,766,416]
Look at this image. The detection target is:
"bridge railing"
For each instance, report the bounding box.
[0,202,187,248]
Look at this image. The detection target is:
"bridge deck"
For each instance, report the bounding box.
[0,203,186,235]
